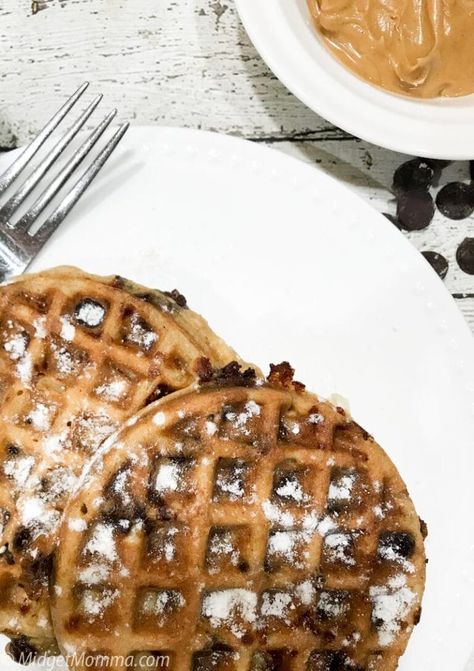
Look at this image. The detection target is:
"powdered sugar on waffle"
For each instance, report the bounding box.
[75,301,105,327]
[324,532,356,566]
[43,430,71,458]
[202,589,257,638]
[16,353,33,385]
[283,418,301,435]
[155,463,181,493]
[3,331,28,360]
[2,323,33,384]
[328,471,356,503]
[260,591,294,622]
[95,380,128,402]
[84,523,118,562]
[44,466,76,500]
[141,590,185,625]
[224,400,261,435]
[154,526,179,562]
[18,496,60,539]
[4,457,77,544]
[80,587,119,620]
[78,564,110,585]
[74,411,118,453]
[68,518,88,532]
[205,420,218,436]
[26,402,54,431]
[3,454,35,488]
[52,343,76,376]
[128,314,158,349]
[60,317,75,342]
[308,412,324,425]
[110,468,132,505]
[262,501,337,539]
[215,461,247,500]
[267,530,306,567]
[203,581,316,634]
[153,412,167,427]
[370,575,416,646]
[378,543,415,574]
[262,500,295,528]
[208,530,239,570]
[294,579,316,605]
[275,476,305,502]
[318,591,350,619]
[33,317,47,339]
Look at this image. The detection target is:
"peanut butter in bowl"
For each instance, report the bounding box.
[307,0,474,98]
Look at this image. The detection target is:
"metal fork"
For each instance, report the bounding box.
[0,82,129,282]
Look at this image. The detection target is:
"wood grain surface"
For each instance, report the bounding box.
[0,0,473,330]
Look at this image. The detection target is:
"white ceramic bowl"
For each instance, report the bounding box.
[235,0,474,159]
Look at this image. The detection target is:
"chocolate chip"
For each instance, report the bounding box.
[414,606,422,625]
[198,360,257,388]
[13,527,32,552]
[194,649,235,671]
[102,499,144,532]
[317,590,350,621]
[306,651,351,671]
[250,650,295,671]
[382,212,401,230]
[378,532,415,560]
[397,191,435,231]
[22,553,54,599]
[392,158,439,194]
[436,182,474,220]
[421,251,449,279]
[195,357,213,383]
[112,275,126,289]
[456,238,474,274]
[145,383,177,406]
[268,362,305,391]
[165,289,188,309]
[6,636,38,664]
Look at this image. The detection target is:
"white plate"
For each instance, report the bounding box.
[235,0,474,159]
[0,127,473,670]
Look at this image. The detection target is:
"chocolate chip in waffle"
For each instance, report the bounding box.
[0,266,251,659]
[52,363,426,671]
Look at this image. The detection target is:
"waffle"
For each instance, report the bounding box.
[0,266,250,659]
[52,363,426,671]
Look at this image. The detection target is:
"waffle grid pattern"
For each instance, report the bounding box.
[53,387,425,671]
[0,268,239,649]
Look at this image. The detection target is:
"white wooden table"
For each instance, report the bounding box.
[0,0,473,331]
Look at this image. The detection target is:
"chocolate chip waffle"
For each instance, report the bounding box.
[0,267,249,659]
[52,364,426,671]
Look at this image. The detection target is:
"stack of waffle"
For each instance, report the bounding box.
[0,267,426,671]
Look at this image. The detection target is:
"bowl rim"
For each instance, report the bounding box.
[235,0,474,160]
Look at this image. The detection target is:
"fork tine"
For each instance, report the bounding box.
[0,94,103,227]
[31,122,129,250]
[0,82,89,195]
[15,109,118,233]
